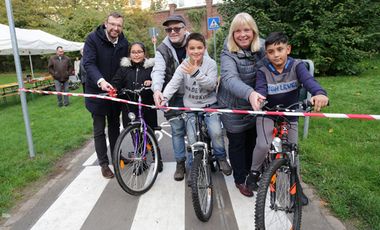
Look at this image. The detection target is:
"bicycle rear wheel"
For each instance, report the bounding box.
[255,158,302,230]
[113,123,160,195]
[190,151,213,222]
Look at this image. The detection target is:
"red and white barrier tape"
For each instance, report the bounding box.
[18,88,380,120]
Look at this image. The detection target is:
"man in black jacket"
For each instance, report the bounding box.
[83,12,129,179]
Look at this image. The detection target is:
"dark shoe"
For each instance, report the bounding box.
[235,183,253,197]
[174,160,186,181]
[246,171,260,192]
[218,157,232,176]
[101,164,114,179]
[58,103,63,107]
[64,103,69,107]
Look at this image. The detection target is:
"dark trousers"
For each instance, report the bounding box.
[227,126,257,184]
[92,110,120,166]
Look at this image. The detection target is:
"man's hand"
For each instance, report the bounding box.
[159,98,170,112]
[249,91,266,111]
[154,90,164,107]
[310,95,329,112]
[99,80,114,92]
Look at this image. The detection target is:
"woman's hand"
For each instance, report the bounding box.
[249,91,266,111]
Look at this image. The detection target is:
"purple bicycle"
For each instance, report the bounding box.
[112,86,162,195]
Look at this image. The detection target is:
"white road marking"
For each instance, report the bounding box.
[160,129,172,138]
[131,162,185,230]
[31,166,110,230]
[82,153,97,166]
[224,175,255,229]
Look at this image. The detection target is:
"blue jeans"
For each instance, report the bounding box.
[169,116,187,162]
[54,80,69,106]
[185,113,226,160]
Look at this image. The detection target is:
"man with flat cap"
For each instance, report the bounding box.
[152,14,190,181]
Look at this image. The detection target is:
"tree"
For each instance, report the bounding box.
[218,0,380,75]
[0,0,157,72]
[150,0,167,11]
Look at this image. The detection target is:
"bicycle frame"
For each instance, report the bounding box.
[269,118,299,207]
[120,87,151,160]
[189,112,211,166]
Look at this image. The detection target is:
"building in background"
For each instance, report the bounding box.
[127,0,223,39]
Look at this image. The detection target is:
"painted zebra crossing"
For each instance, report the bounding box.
[29,161,254,230]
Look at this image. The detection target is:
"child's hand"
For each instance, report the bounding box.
[143,80,152,87]
[181,59,199,76]
[310,95,329,112]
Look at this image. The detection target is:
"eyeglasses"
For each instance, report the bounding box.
[107,22,123,29]
[164,26,184,33]
[131,50,144,55]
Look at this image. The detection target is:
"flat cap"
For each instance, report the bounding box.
[162,14,186,26]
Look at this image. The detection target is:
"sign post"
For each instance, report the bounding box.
[149,27,159,54]
[207,17,220,61]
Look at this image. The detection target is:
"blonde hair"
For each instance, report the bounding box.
[227,12,260,53]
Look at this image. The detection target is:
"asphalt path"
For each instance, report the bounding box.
[1,113,346,230]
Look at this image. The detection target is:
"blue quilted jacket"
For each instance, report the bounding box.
[217,40,265,133]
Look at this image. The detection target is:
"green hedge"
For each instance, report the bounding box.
[218,0,380,76]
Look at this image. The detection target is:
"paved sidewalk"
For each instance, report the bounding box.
[302,183,347,230]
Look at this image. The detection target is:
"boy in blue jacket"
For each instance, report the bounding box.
[247,32,329,195]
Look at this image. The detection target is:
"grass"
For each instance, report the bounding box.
[0,87,93,218]
[299,57,380,230]
[0,72,48,85]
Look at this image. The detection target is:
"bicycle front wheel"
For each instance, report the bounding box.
[255,158,302,230]
[113,123,160,195]
[190,151,213,222]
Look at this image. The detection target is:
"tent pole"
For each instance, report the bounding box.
[29,52,35,79]
[5,0,36,159]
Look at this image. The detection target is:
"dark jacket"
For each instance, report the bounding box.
[151,34,189,119]
[217,40,265,133]
[112,58,157,128]
[83,24,129,115]
[48,55,72,82]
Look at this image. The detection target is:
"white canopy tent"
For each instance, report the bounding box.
[0,23,84,78]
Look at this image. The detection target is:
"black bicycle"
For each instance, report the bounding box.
[255,101,312,230]
[186,111,218,222]
[112,86,162,196]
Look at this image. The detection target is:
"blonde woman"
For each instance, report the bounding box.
[216,12,265,197]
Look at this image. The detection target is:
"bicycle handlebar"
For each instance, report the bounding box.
[118,86,151,96]
[263,100,313,113]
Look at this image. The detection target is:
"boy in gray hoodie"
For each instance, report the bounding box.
[161,33,232,175]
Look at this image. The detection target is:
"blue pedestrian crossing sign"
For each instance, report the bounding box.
[208,17,220,31]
